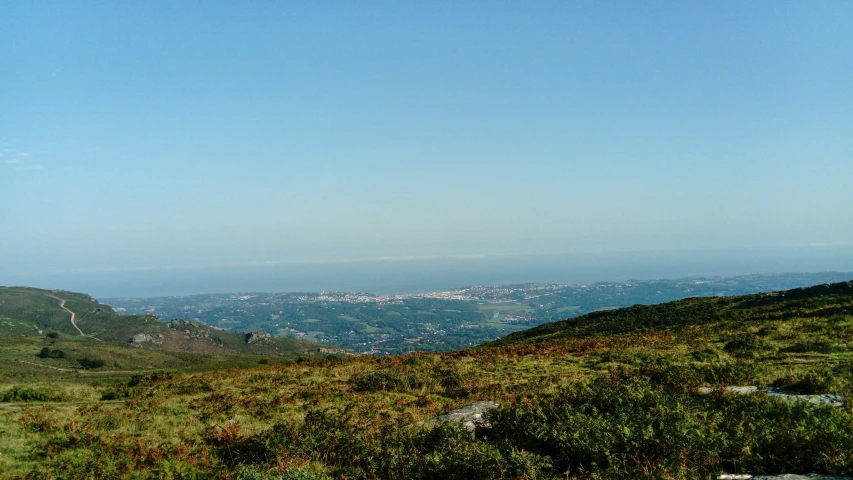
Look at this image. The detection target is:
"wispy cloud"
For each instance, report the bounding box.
[1,144,46,171]
[14,164,44,171]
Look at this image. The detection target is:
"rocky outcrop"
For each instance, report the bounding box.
[431,401,500,431]
[698,386,843,407]
[168,318,204,330]
[130,333,153,343]
[318,347,361,356]
[720,474,850,479]
[245,331,271,344]
[129,333,163,347]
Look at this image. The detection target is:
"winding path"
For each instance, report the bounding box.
[44,294,101,341]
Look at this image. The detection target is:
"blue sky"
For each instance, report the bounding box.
[2,1,852,281]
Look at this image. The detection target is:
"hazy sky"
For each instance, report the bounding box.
[2,1,852,278]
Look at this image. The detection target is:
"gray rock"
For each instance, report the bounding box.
[720,474,851,479]
[245,331,271,344]
[432,401,500,431]
[751,475,851,480]
[698,386,843,407]
[130,333,153,345]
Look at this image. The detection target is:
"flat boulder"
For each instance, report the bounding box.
[130,333,153,345]
[719,475,851,480]
[432,401,500,431]
[245,331,271,344]
[699,386,843,407]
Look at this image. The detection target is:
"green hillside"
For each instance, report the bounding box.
[0,286,323,355]
[488,281,853,346]
[0,286,330,387]
[2,281,853,479]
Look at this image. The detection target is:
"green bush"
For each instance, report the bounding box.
[691,348,719,362]
[487,374,853,478]
[698,360,761,386]
[78,357,106,369]
[781,341,835,354]
[433,366,470,397]
[100,387,131,400]
[36,347,66,359]
[771,371,839,394]
[128,371,173,387]
[0,386,66,402]
[352,370,409,392]
[723,337,766,358]
[756,325,777,336]
[238,465,332,480]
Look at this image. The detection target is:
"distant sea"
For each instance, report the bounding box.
[4,246,853,298]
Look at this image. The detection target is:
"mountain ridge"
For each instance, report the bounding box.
[0,286,325,357]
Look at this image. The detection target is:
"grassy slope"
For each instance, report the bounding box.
[0,286,323,356]
[487,281,853,346]
[1,281,852,479]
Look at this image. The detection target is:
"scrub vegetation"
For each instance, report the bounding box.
[1,282,852,479]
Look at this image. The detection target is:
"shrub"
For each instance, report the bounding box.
[100,387,131,400]
[723,337,766,358]
[238,464,332,480]
[128,371,173,387]
[756,325,777,337]
[781,341,835,354]
[0,386,66,402]
[487,374,853,478]
[78,357,106,369]
[175,378,214,395]
[352,370,408,392]
[36,347,66,359]
[771,371,838,394]
[433,366,470,397]
[691,348,719,362]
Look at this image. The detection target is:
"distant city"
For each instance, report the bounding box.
[104,271,853,354]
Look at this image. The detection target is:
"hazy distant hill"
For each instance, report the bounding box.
[487,279,853,347]
[103,271,853,354]
[0,286,324,357]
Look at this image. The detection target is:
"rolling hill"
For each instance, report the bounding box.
[488,280,853,346]
[2,280,852,479]
[0,287,328,382]
[0,286,324,354]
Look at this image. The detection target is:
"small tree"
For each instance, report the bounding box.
[78,357,106,369]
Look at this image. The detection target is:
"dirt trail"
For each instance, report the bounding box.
[7,358,77,372]
[45,294,85,336]
[0,399,125,409]
[44,294,102,341]
[2,358,150,376]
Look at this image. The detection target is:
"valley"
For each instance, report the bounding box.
[104,271,853,354]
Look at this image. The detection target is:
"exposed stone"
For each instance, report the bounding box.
[756,476,851,480]
[130,333,153,345]
[719,475,852,480]
[698,386,843,407]
[431,401,500,431]
[245,331,271,344]
[318,347,361,356]
[168,318,203,329]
